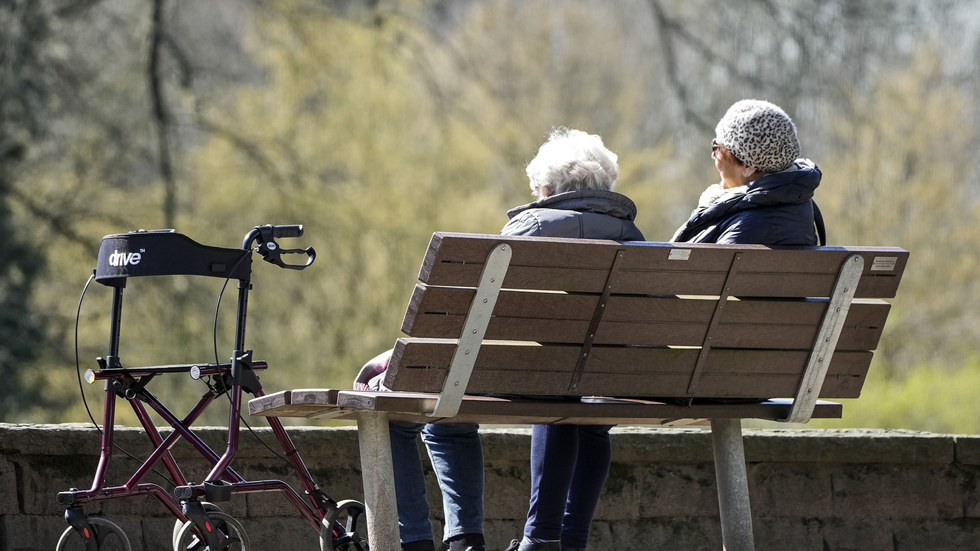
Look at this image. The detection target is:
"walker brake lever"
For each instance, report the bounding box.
[258,242,316,270]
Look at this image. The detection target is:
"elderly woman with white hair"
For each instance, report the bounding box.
[502,127,644,241]
[503,127,644,551]
[360,127,643,551]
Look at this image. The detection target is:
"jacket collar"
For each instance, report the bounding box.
[506,189,638,221]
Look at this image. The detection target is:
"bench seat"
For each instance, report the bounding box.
[252,389,844,425]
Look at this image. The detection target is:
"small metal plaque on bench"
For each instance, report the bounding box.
[669,249,692,261]
[870,256,898,271]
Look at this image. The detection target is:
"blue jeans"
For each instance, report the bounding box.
[389,421,484,544]
[524,424,613,548]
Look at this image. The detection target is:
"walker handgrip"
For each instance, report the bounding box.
[270,224,303,238]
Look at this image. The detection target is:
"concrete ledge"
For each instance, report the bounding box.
[2,423,979,550]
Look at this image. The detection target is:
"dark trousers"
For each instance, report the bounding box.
[524,424,613,548]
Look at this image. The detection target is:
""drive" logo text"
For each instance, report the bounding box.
[108,250,142,267]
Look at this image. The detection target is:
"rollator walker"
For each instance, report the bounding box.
[56,225,368,551]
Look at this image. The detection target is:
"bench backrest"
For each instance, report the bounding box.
[383,232,908,421]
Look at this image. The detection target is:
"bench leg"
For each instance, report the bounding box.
[710,418,755,551]
[356,411,401,551]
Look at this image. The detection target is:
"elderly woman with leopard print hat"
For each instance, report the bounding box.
[671,99,826,246]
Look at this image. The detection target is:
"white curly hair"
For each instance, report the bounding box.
[525,127,619,198]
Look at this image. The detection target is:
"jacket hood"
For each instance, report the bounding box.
[742,158,821,206]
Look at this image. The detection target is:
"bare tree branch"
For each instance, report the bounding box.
[646,0,712,132]
[194,115,304,190]
[5,185,100,257]
[150,0,176,228]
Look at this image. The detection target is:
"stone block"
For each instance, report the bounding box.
[954,434,980,465]
[97,492,182,519]
[610,426,714,463]
[4,513,73,551]
[830,464,962,518]
[246,425,364,466]
[141,516,183,551]
[636,464,719,518]
[0,423,101,456]
[752,517,826,550]
[593,462,642,521]
[480,427,532,461]
[0,458,18,515]
[962,466,980,519]
[483,463,531,520]
[484,519,522,550]
[891,518,980,551]
[608,516,721,549]
[6,512,152,551]
[749,464,833,517]
[808,517,896,551]
[239,514,316,549]
[20,453,101,515]
[745,428,955,465]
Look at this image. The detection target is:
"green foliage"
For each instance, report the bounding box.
[819,48,978,372]
[807,356,980,435]
[183,7,510,400]
[4,0,980,434]
[0,187,48,418]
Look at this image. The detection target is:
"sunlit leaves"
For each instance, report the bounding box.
[6,1,980,433]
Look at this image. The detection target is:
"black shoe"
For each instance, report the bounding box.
[448,533,486,551]
[402,540,436,551]
[507,540,562,551]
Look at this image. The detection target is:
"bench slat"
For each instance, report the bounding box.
[403,285,890,350]
[419,233,907,298]
[384,339,871,399]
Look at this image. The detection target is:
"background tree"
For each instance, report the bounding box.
[0,0,84,418]
[4,0,980,432]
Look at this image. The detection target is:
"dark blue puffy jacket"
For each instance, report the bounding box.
[671,159,822,246]
[502,189,645,241]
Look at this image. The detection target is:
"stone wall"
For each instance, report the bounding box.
[2,423,979,551]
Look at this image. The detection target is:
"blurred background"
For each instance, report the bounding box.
[2,0,978,432]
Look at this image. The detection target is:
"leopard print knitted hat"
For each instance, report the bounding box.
[715,99,800,173]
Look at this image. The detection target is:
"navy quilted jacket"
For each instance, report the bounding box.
[502,189,645,241]
[671,159,822,245]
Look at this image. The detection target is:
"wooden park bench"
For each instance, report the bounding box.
[249,232,908,551]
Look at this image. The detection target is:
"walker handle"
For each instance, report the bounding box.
[250,225,316,270]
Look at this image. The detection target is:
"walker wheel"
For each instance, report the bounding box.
[319,499,368,551]
[172,502,221,551]
[173,510,248,551]
[56,517,133,551]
